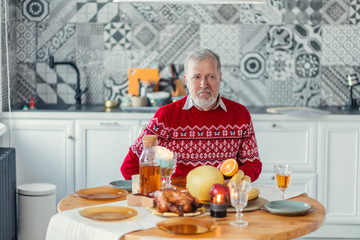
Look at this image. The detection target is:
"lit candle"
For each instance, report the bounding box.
[209,193,228,218]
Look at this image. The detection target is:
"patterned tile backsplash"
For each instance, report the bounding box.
[2,0,360,110]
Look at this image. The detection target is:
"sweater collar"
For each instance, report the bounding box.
[182,95,227,112]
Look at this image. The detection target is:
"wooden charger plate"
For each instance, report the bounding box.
[157,217,217,235]
[80,206,137,221]
[75,186,128,200]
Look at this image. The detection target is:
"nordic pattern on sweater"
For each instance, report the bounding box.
[126,97,261,179]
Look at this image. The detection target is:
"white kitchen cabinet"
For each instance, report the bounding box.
[75,119,141,190]
[252,120,317,173]
[317,121,360,224]
[1,119,74,203]
[252,120,317,200]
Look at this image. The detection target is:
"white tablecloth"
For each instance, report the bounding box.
[46,185,302,240]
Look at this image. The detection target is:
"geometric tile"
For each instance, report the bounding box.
[293,24,322,53]
[158,24,199,65]
[349,0,360,24]
[57,83,76,103]
[321,25,360,66]
[118,3,156,24]
[36,63,57,84]
[76,49,105,104]
[320,65,360,106]
[22,0,49,22]
[239,52,266,79]
[153,4,188,24]
[16,21,36,63]
[322,0,349,24]
[292,77,321,107]
[104,78,129,100]
[295,53,320,78]
[103,49,131,84]
[130,49,160,69]
[96,2,119,22]
[77,23,104,49]
[266,51,294,81]
[37,23,76,62]
[240,25,268,52]
[221,66,266,106]
[35,62,77,104]
[266,79,293,106]
[36,83,58,104]
[104,23,131,50]
[132,22,160,50]
[16,64,37,105]
[183,5,220,24]
[282,0,322,25]
[240,0,283,24]
[200,24,240,65]
[215,4,240,24]
[76,2,119,23]
[267,25,294,51]
[130,3,159,23]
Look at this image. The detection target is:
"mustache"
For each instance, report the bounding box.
[196,88,212,95]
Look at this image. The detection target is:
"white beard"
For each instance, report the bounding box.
[194,89,217,108]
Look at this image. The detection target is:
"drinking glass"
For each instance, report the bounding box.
[273,164,293,200]
[228,180,251,226]
[160,152,177,189]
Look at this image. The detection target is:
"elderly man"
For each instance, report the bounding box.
[121,49,262,181]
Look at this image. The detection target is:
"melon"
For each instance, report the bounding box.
[186,165,224,201]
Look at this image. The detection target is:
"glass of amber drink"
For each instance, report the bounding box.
[273,164,293,200]
[160,152,177,189]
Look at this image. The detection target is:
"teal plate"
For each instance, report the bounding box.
[109,180,132,192]
[264,200,312,216]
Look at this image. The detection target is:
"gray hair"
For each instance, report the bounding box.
[184,49,221,75]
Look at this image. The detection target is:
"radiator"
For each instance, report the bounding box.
[0,148,16,240]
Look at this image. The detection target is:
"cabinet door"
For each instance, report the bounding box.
[75,120,139,189]
[2,119,74,203]
[318,122,360,224]
[253,120,317,173]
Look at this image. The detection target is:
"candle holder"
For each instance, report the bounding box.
[209,194,228,218]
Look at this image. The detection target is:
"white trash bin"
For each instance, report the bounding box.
[17,183,56,240]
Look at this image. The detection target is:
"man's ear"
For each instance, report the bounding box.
[184,74,188,85]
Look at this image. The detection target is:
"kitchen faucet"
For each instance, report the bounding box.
[340,73,360,111]
[49,56,88,107]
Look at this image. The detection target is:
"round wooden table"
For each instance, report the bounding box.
[58,182,325,240]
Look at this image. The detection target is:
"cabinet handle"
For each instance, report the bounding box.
[272,175,275,180]
[272,123,276,128]
[100,122,119,126]
[68,136,74,140]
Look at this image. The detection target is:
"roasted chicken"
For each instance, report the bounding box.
[153,189,202,216]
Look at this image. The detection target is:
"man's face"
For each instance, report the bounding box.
[184,58,222,111]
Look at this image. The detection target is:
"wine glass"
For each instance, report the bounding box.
[273,164,293,200]
[159,152,177,189]
[228,180,251,227]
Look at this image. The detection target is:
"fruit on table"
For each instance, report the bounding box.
[209,183,230,200]
[219,158,239,177]
[186,165,224,202]
[242,175,251,182]
[248,187,260,201]
[227,170,245,185]
[227,170,259,201]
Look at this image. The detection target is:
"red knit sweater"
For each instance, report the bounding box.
[121,97,262,181]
